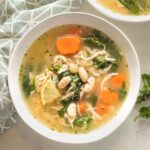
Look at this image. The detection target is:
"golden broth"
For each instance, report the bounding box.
[20,25,129,134]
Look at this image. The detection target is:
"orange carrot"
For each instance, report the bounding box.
[96,101,110,115]
[56,35,81,55]
[78,101,87,114]
[101,90,119,105]
[109,74,125,89]
[68,27,82,36]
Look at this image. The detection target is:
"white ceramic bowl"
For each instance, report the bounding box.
[8,12,140,144]
[87,0,150,22]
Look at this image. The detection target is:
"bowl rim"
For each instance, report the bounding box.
[87,0,150,22]
[8,12,141,144]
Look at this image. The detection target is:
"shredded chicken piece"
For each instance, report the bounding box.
[79,50,107,61]
[87,67,101,77]
[58,64,68,74]
[50,106,62,111]
[35,69,52,92]
[60,92,74,101]
[74,59,92,67]
[67,83,76,93]
[53,55,72,65]
[105,57,116,62]
[64,113,75,128]
[52,74,59,84]
[30,90,35,95]
[54,55,68,64]
[29,72,35,84]
[100,73,118,90]
[87,103,101,120]
[99,64,113,74]
[82,46,94,55]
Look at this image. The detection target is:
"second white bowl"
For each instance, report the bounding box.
[87,0,150,22]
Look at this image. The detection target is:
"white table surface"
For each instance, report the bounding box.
[1,1,150,150]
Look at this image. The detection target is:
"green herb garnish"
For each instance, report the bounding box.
[22,65,35,96]
[93,57,112,69]
[22,74,35,96]
[58,100,69,117]
[73,115,92,129]
[49,64,62,73]
[89,95,98,106]
[93,57,117,71]
[119,82,127,100]
[58,107,67,117]
[110,64,118,72]
[135,106,150,121]
[83,30,111,49]
[137,74,150,103]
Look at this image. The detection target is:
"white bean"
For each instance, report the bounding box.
[78,67,88,82]
[58,76,71,89]
[88,77,95,89]
[83,77,95,93]
[69,64,78,73]
[83,84,91,93]
[67,103,76,117]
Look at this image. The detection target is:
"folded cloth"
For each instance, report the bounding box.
[0,0,82,134]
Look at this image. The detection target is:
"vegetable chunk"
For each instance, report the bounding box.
[56,35,81,55]
[101,90,119,105]
[110,74,125,89]
[41,79,60,105]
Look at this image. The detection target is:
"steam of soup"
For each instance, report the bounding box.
[97,0,150,15]
[19,25,129,134]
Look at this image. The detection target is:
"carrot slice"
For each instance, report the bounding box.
[78,101,87,114]
[101,90,119,105]
[110,74,125,89]
[68,27,82,36]
[96,101,110,115]
[56,35,81,55]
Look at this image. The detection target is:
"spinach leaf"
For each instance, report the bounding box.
[110,64,118,72]
[49,64,62,73]
[58,70,70,80]
[118,0,140,15]
[93,57,112,69]
[119,82,127,100]
[83,30,112,49]
[71,74,84,88]
[92,30,112,44]
[22,65,35,96]
[58,107,67,117]
[89,95,98,106]
[73,115,92,129]
[61,88,81,102]
[22,75,35,96]
[83,30,122,62]
[58,100,69,117]
[106,43,122,61]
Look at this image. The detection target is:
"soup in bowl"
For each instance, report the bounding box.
[8,13,140,143]
[88,0,150,22]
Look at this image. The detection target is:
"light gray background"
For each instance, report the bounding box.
[1,1,150,150]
